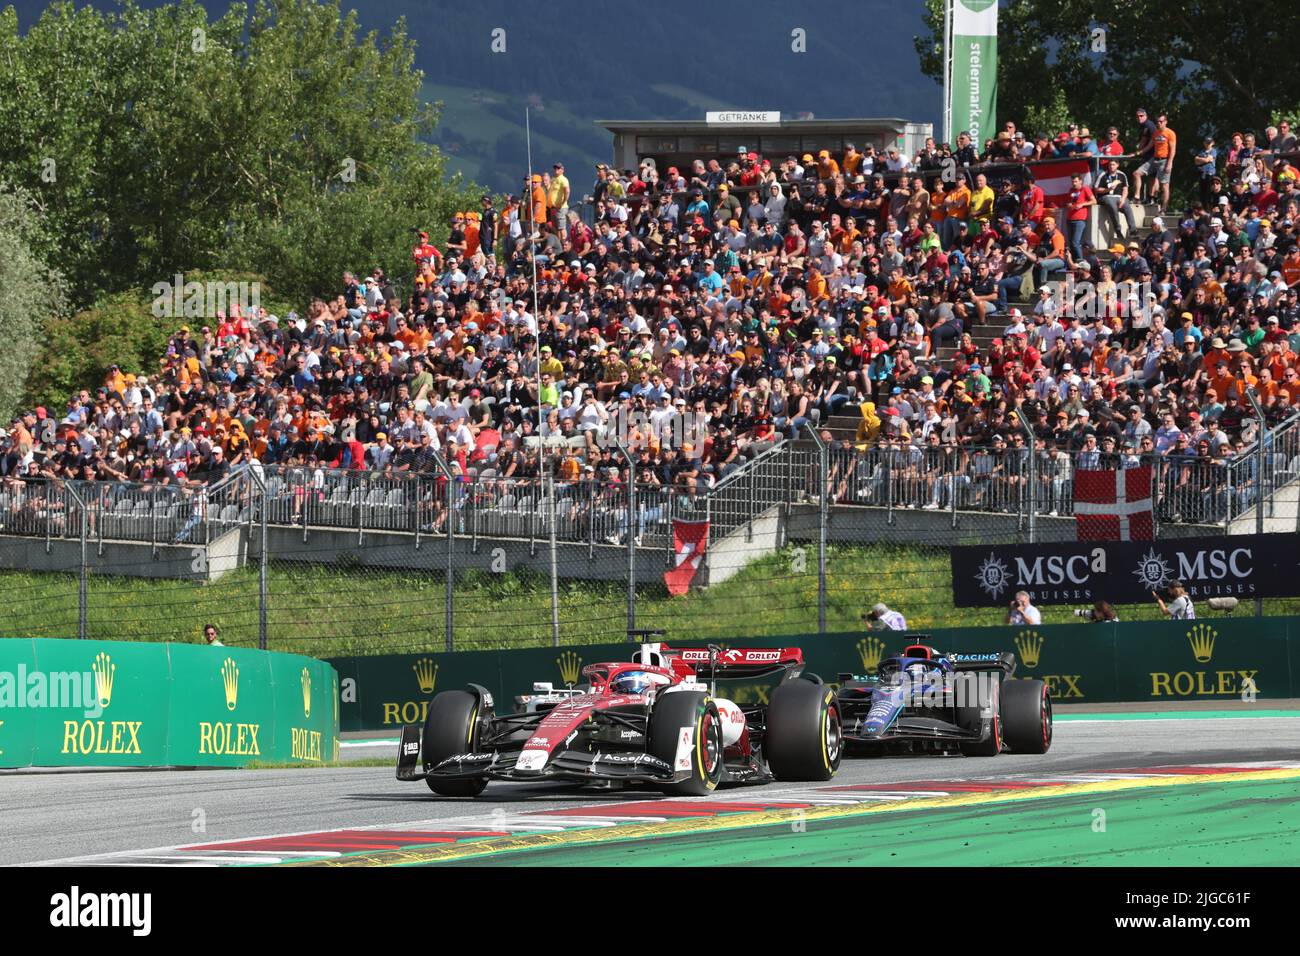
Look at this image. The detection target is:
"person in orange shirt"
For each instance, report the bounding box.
[1280,246,1300,287]
[464,212,481,258]
[842,143,863,177]
[941,180,971,249]
[805,264,828,303]
[530,175,548,230]
[1280,365,1300,406]
[816,150,840,180]
[1135,112,1177,210]
[836,218,861,255]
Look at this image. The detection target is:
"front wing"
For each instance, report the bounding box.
[396,723,772,787]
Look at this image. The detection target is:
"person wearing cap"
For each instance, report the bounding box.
[1095,156,1136,235]
[863,602,907,631]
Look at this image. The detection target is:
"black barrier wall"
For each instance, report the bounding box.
[951,533,1299,607]
[329,616,1297,730]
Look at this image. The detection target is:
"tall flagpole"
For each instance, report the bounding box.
[526,108,544,447]
[946,0,956,145]
[527,107,560,647]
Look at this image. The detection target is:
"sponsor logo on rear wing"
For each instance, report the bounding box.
[679,649,794,664]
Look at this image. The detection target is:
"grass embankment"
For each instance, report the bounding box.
[2,544,1294,659]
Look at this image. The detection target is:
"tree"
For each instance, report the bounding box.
[0,0,479,308]
[0,184,65,424]
[915,0,1300,154]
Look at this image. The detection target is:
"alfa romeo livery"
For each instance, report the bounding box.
[396,642,842,796]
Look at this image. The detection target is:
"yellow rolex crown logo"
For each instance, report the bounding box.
[1014,630,1045,669]
[413,658,439,694]
[221,657,239,711]
[301,667,312,718]
[92,652,115,709]
[556,651,583,686]
[1186,624,1217,664]
[857,637,885,675]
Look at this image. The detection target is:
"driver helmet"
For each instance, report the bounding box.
[611,670,658,696]
[905,661,931,684]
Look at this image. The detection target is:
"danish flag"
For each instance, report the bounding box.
[1074,466,1153,541]
[664,518,710,596]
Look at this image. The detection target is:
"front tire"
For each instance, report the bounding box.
[1002,678,1052,754]
[765,678,842,781]
[649,691,724,796]
[421,689,489,797]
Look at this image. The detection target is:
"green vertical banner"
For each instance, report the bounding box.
[949,0,998,145]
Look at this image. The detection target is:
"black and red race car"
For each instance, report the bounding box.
[396,640,842,796]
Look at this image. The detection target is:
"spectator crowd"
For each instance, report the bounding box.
[3,109,1300,536]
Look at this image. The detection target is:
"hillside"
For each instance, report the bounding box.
[8,0,939,191]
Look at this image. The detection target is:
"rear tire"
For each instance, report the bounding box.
[421,689,489,797]
[1002,678,1052,754]
[765,678,842,781]
[958,673,1002,757]
[649,691,723,796]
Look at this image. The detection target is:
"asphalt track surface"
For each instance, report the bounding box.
[3,712,1298,865]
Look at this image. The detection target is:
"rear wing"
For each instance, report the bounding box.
[636,643,805,681]
[947,652,1018,676]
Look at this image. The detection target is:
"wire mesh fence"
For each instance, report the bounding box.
[1,420,1298,658]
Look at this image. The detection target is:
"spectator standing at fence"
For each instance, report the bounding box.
[203,624,223,647]
[1154,581,1196,620]
[1006,590,1042,625]
[863,602,907,631]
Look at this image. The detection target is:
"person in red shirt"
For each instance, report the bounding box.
[1020,172,1046,224]
[412,231,441,268]
[1064,174,1096,262]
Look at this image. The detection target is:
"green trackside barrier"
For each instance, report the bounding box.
[328,617,1297,732]
[0,639,339,768]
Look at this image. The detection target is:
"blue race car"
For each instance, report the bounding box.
[835,640,1052,756]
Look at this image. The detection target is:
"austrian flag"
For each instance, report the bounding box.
[1074,466,1153,541]
[664,518,710,596]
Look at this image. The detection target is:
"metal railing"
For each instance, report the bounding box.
[4,421,1291,554]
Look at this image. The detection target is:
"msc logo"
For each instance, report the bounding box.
[92,652,115,709]
[557,652,583,686]
[221,658,239,711]
[857,637,885,675]
[1187,624,1216,663]
[413,659,439,694]
[301,668,312,718]
[1014,630,1045,670]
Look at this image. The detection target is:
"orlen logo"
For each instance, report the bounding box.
[741,651,781,662]
[527,736,549,748]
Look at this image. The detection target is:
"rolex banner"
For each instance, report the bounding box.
[949,0,998,145]
[330,616,1300,727]
[950,533,1300,608]
[0,639,338,769]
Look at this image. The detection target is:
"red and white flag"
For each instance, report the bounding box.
[1075,466,1153,541]
[664,518,710,596]
[1028,158,1095,206]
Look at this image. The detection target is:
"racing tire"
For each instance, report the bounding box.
[649,691,724,796]
[421,689,489,797]
[765,678,842,781]
[957,673,1002,757]
[1001,678,1053,754]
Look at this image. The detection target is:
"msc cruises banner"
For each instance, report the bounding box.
[950,533,1300,607]
[950,0,998,145]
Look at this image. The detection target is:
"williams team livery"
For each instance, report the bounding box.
[835,640,1052,756]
